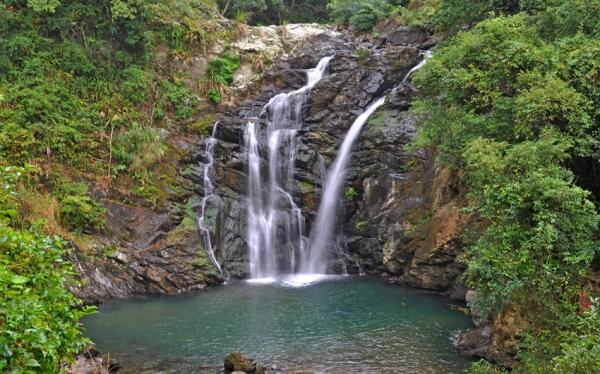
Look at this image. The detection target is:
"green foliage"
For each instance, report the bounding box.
[351,4,378,32]
[0,166,94,372]
[344,186,358,201]
[121,65,152,105]
[59,195,105,233]
[412,14,597,164]
[410,2,600,371]
[0,227,94,372]
[466,360,508,374]
[27,0,61,13]
[208,88,222,103]
[163,80,198,122]
[356,48,370,63]
[463,133,598,317]
[0,166,28,225]
[191,115,217,135]
[205,52,240,102]
[219,0,329,25]
[113,123,165,175]
[549,304,600,373]
[328,0,400,29]
[206,53,241,86]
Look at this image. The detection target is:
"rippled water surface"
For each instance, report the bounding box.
[82,277,472,373]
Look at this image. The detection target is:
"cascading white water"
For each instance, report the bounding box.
[245,49,433,285]
[303,97,387,274]
[302,49,434,277]
[402,50,433,83]
[198,123,223,274]
[245,56,333,280]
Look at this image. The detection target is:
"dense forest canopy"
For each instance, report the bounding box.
[0,0,599,372]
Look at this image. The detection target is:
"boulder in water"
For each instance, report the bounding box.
[224,352,258,373]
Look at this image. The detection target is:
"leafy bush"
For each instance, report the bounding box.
[463,133,598,317]
[163,80,198,121]
[113,123,165,176]
[410,3,600,372]
[0,166,28,225]
[350,4,377,32]
[328,0,399,27]
[550,304,600,373]
[218,0,329,25]
[59,194,105,233]
[121,65,152,105]
[0,165,94,371]
[208,88,222,103]
[0,226,94,372]
[466,360,508,373]
[206,53,241,86]
[344,186,358,200]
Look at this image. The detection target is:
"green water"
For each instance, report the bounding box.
[82,277,473,373]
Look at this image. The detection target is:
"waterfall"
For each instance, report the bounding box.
[243,49,433,285]
[302,97,387,274]
[197,123,223,275]
[402,50,433,83]
[303,49,433,276]
[245,56,333,280]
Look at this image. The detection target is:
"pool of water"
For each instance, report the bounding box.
[82,276,472,373]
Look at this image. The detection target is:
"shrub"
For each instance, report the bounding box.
[59,194,105,233]
[206,52,241,86]
[0,226,94,372]
[344,186,358,200]
[121,65,152,105]
[208,88,222,103]
[350,5,377,32]
[113,123,165,174]
[162,80,198,122]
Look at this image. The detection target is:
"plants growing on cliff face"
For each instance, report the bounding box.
[0,227,94,372]
[411,1,600,372]
[463,134,597,318]
[205,52,241,103]
[344,186,358,201]
[328,0,401,31]
[0,167,94,372]
[218,0,329,25]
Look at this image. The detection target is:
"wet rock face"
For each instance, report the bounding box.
[73,24,466,303]
[455,306,525,368]
[209,25,469,298]
[70,199,220,303]
[210,29,427,278]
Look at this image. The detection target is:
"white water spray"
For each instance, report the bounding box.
[197,123,223,274]
[303,97,387,274]
[245,56,333,280]
[402,50,433,83]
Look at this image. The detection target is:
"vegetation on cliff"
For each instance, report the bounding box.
[409,0,600,372]
[0,166,94,371]
[0,0,225,370]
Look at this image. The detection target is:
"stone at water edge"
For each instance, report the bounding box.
[68,346,120,374]
[224,352,259,373]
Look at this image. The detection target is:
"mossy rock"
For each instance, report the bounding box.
[224,352,256,373]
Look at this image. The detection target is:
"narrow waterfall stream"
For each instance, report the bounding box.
[197,123,223,275]
[245,56,333,280]
[304,97,387,274]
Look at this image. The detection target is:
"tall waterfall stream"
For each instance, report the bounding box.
[245,56,335,282]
